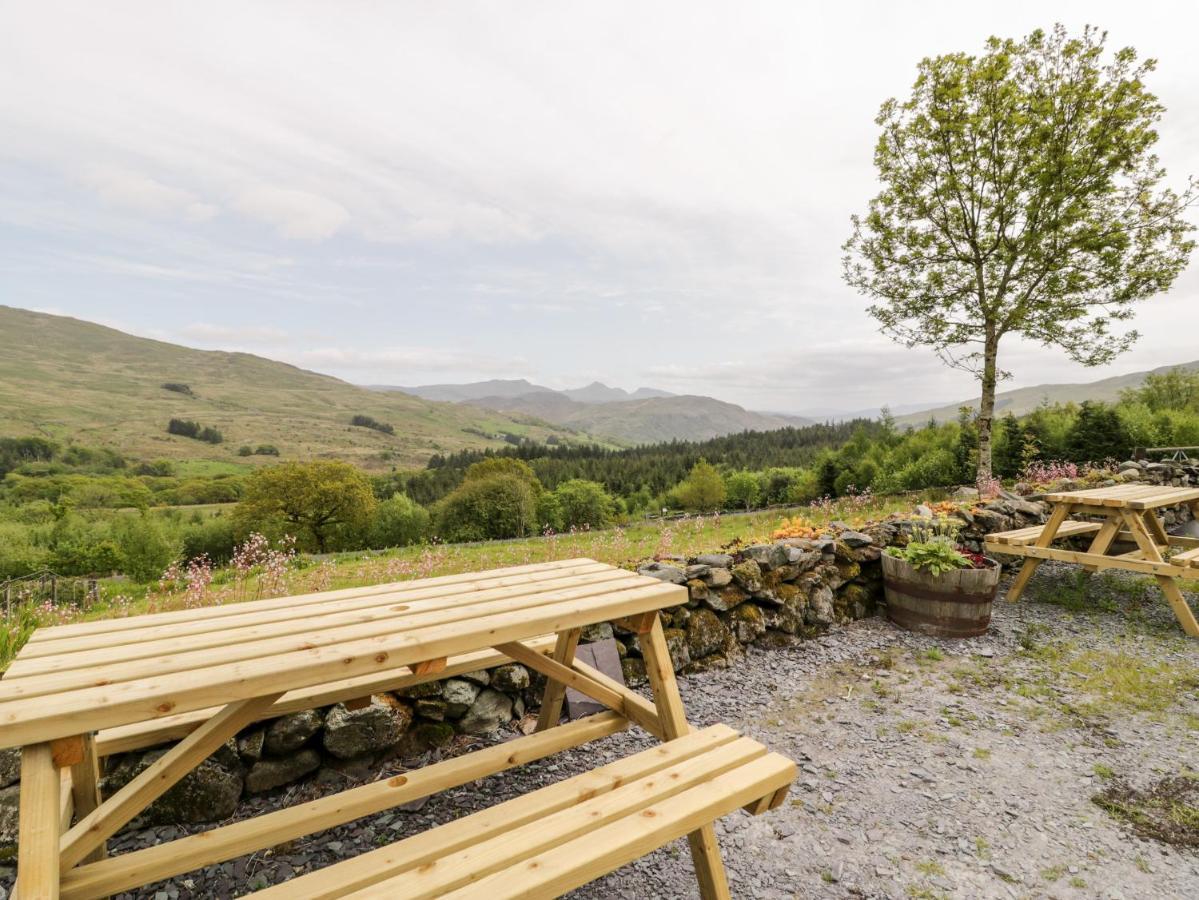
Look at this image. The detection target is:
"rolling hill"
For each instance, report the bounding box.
[0,306,588,468]
[383,380,809,444]
[895,359,1199,426]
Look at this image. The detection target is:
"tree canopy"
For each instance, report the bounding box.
[235,460,376,552]
[844,24,1194,481]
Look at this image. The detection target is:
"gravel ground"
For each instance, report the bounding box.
[2,564,1196,899]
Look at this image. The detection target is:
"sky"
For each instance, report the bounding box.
[2,0,1198,416]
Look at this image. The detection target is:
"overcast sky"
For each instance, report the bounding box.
[2,1,1197,415]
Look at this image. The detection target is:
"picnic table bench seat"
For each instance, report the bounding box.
[986,520,1103,546]
[251,723,794,900]
[1173,547,1199,569]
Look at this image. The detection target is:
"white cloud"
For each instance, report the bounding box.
[79,165,216,222]
[233,186,349,241]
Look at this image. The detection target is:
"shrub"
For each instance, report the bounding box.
[675,460,726,511]
[369,494,430,549]
[434,474,537,542]
[161,382,194,396]
[725,471,760,510]
[198,426,224,445]
[552,479,614,529]
[350,414,395,435]
[113,515,180,582]
[180,515,238,565]
[168,418,201,439]
[254,444,280,456]
[536,491,563,532]
[237,445,254,457]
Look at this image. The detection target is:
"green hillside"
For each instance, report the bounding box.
[0,306,586,468]
[895,359,1199,427]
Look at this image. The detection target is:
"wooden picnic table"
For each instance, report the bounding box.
[984,484,1199,636]
[0,558,795,899]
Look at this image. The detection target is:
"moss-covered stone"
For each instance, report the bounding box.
[686,608,732,658]
[731,560,763,593]
[621,657,648,687]
[723,603,766,644]
[686,578,710,602]
[662,627,692,671]
[705,584,749,612]
[400,721,456,756]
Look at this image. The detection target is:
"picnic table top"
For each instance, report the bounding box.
[0,558,684,750]
[1040,483,1199,510]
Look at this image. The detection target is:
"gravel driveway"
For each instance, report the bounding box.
[5,564,1196,900]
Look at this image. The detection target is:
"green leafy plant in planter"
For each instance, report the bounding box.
[882,517,999,637]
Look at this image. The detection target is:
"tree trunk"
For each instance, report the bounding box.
[975,333,999,484]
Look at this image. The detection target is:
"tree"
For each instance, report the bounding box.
[464,457,541,488]
[235,460,376,552]
[844,25,1194,482]
[992,414,1025,478]
[552,479,615,529]
[113,514,179,583]
[725,471,761,510]
[434,474,537,542]
[369,493,430,549]
[1121,367,1199,412]
[675,460,726,511]
[1066,401,1131,463]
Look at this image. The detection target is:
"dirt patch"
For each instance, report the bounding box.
[1094,775,1199,849]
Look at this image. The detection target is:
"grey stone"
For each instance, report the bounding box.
[238,728,266,763]
[102,745,243,824]
[264,709,323,755]
[322,700,412,759]
[744,543,788,571]
[684,564,711,579]
[839,530,873,548]
[731,560,763,593]
[705,567,733,588]
[442,678,482,718]
[458,689,514,735]
[693,553,733,568]
[0,749,18,789]
[0,783,18,859]
[704,584,749,612]
[244,749,321,793]
[637,562,687,584]
[457,669,491,687]
[491,663,530,693]
[807,585,835,626]
[581,622,614,642]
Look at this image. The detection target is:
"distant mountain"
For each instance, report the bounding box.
[894,359,1199,426]
[465,392,813,444]
[375,378,556,402]
[0,307,584,468]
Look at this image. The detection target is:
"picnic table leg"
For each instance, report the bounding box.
[1119,510,1199,637]
[17,743,61,899]
[535,627,582,731]
[69,734,106,864]
[1006,503,1073,603]
[640,617,732,900]
[1141,510,1172,548]
[1081,515,1122,573]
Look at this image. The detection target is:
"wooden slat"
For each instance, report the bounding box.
[379,755,797,900]
[94,638,556,757]
[1174,547,1199,568]
[346,738,769,899]
[0,575,655,699]
[61,713,632,900]
[6,568,631,677]
[1041,484,1166,504]
[252,724,743,900]
[0,581,685,751]
[24,558,599,646]
[18,743,61,899]
[58,692,283,870]
[1125,487,1199,510]
[987,521,1102,546]
[983,542,1189,578]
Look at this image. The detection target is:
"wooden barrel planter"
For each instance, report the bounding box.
[881,554,1000,638]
